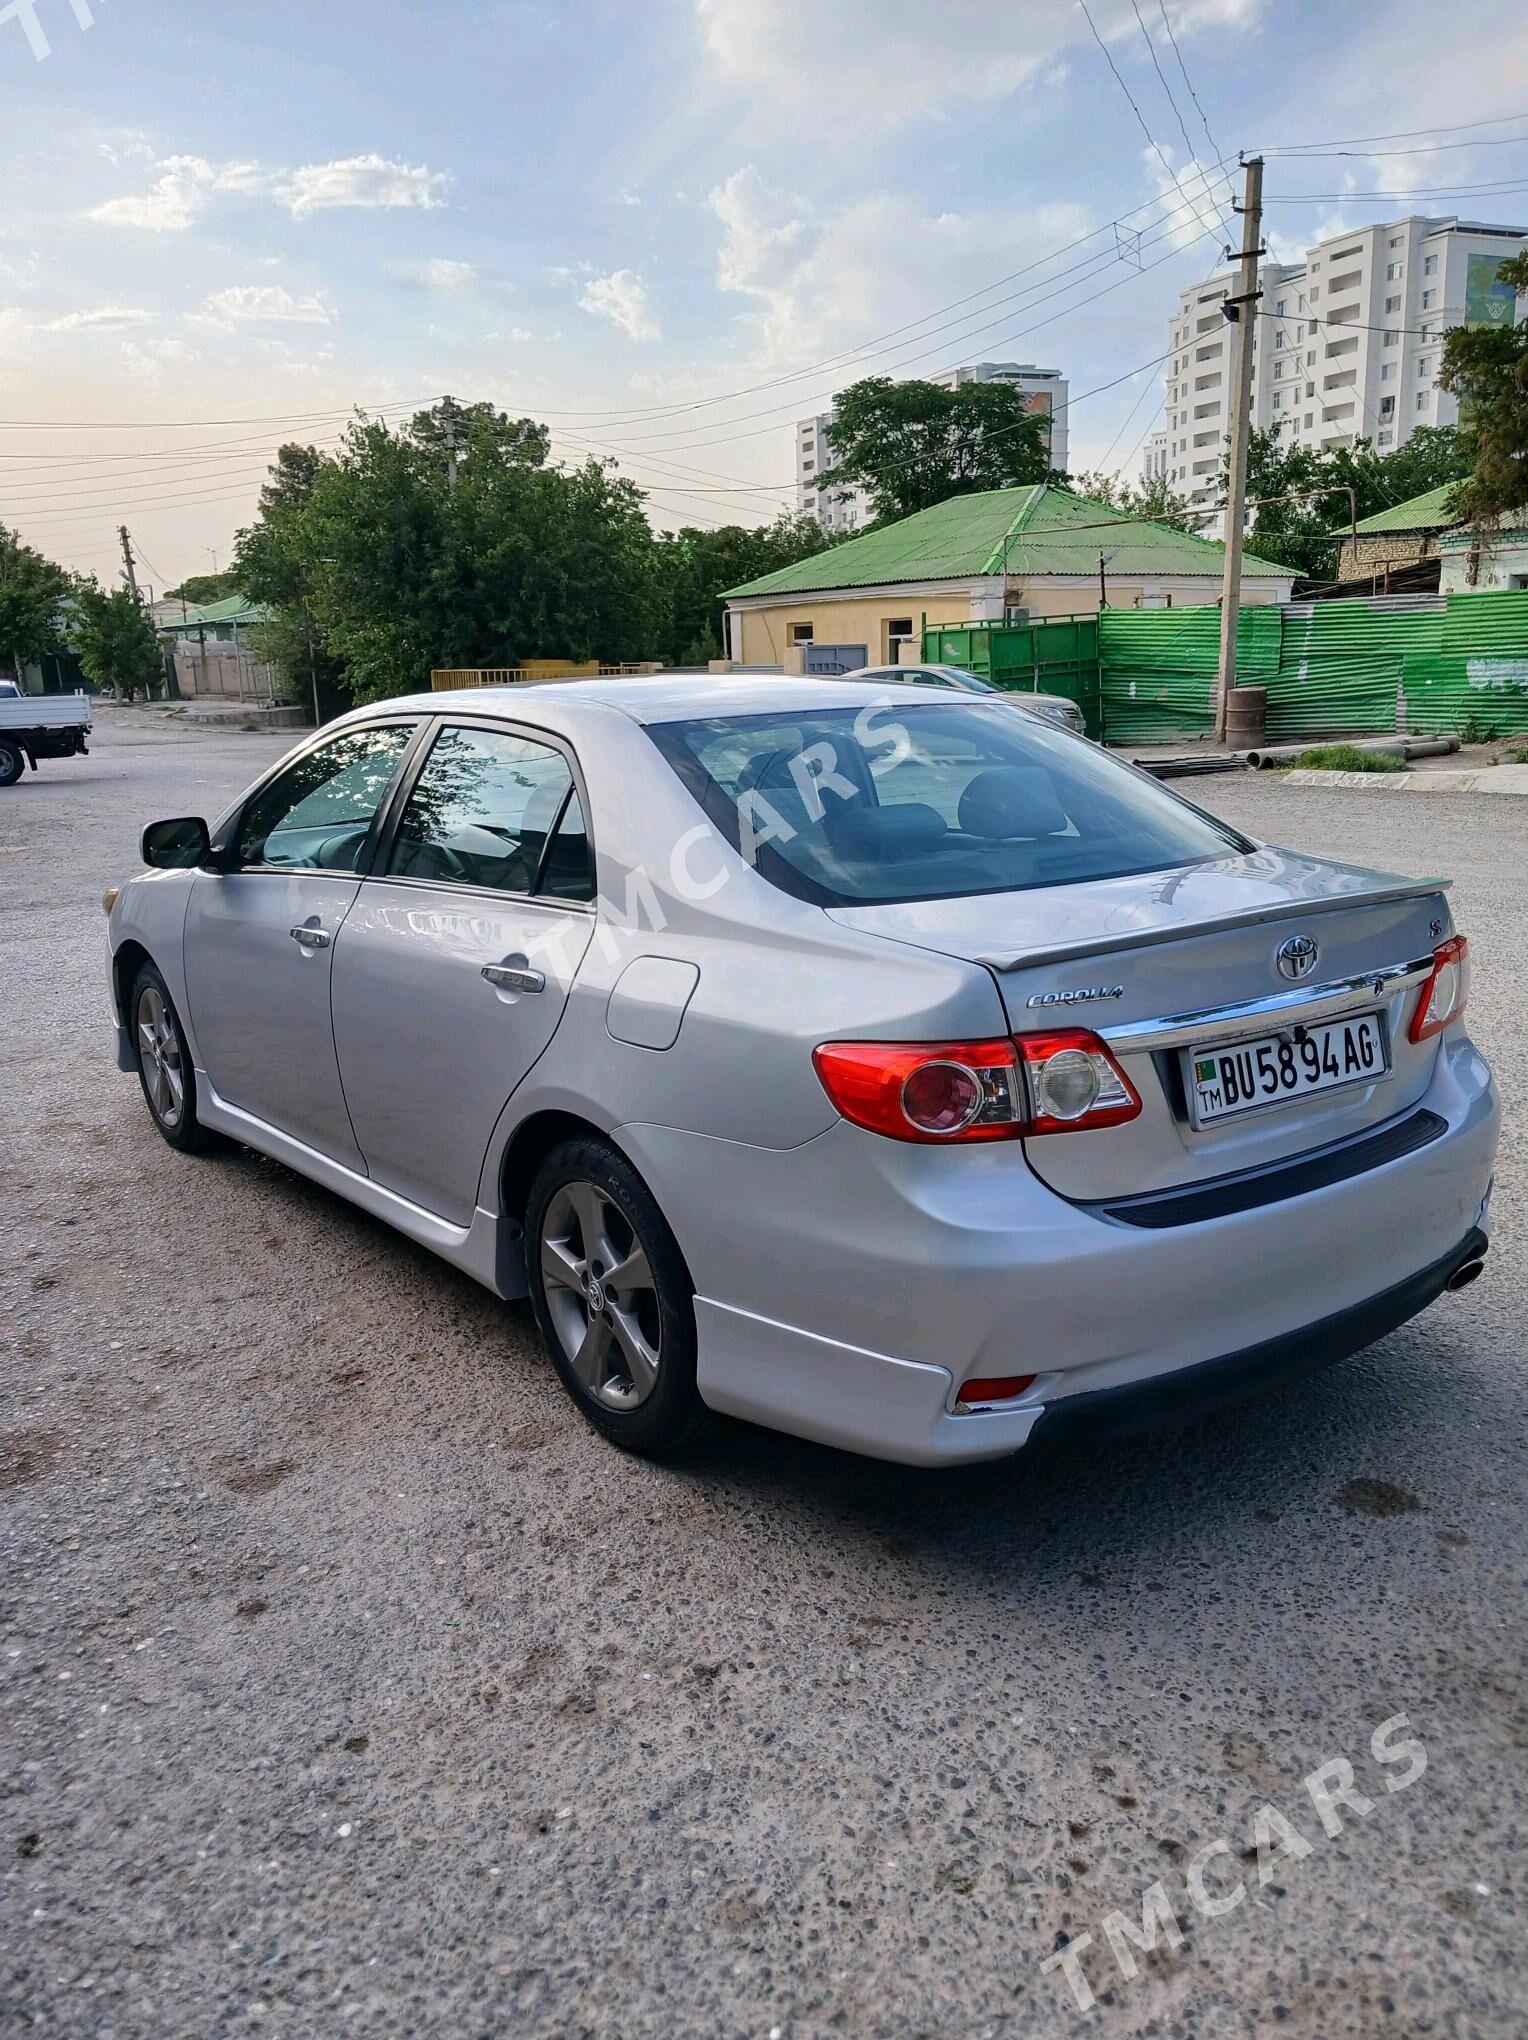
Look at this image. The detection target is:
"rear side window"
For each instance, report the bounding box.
[388,724,583,897]
[647,703,1249,906]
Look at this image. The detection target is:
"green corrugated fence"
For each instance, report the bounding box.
[925,593,1528,744]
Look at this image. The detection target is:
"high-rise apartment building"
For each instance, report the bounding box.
[1159,215,1527,531]
[796,361,1068,533]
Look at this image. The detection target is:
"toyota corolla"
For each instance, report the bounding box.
[105,676,1498,1465]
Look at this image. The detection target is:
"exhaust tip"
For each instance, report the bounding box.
[1447,1257,1486,1292]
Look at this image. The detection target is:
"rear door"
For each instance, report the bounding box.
[330,718,597,1224]
[183,721,419,1166]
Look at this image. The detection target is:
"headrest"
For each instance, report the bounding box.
[958,765,1069,841]
[519,774,571,839]
[826,801,947,859]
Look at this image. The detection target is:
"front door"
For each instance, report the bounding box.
[331,720,597,1223]
[183,721,417,1167]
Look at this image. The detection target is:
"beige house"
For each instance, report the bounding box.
[723,484,1294,668]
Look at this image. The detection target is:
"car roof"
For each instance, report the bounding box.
[336,672,970,729]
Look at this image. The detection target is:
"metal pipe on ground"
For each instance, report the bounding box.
[1242,736,1460,771]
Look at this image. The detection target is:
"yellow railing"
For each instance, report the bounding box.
[431,661,656,690]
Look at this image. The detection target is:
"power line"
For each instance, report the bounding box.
[0,398,436,431]
[1261,110,1528,151]
[1076,0,1229,260]
[1260,178,1528,203]
[1263,134,1528,160]
[1128,0,1233,243]
[1156,0,1224,162]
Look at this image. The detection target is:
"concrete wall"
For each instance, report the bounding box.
[1438,531,1528,594]
[734,593,974,668]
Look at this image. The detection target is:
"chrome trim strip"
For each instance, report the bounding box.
[977,876,1450,972]
[1098,956,1435,1054]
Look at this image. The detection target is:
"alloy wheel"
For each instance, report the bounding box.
[136,984,186,1130]
[539,1179,662,1410]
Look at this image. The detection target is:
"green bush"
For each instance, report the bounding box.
[1280,744,1408,773]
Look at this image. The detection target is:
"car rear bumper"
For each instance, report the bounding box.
[619,1028,1498,1466]
[1029,1225,1487,1448]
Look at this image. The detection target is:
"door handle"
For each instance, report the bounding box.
[482,962,545,994]
[290,925,332,950]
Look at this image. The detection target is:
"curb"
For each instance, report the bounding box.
[1278,766,1528,795]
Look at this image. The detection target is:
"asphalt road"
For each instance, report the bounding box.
[3,711,1524,2038]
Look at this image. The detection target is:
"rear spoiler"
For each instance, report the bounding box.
[977,874,1451,973]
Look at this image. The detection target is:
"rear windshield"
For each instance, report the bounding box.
[646,702,1251,906]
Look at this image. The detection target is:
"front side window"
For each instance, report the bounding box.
[237,724,414,872]
[647,703,1250,907]
[388,723,583,896]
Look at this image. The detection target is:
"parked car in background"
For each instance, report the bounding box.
[106,675,1495,1468]
[843,662,1088,738]
[0,689,92,786]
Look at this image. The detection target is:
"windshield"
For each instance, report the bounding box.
[647,702,1251,907]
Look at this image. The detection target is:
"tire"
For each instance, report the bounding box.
[525,1136,706,1457]
[130,962,216,1154]
[0,741,23,788]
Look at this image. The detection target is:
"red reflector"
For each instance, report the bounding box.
[955,1374,1036,1407]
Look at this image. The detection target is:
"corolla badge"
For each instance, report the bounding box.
[1025,984,1125,1009]
[1275,933,1319,981]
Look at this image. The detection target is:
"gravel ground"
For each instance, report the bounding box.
[3,710,1524,2038]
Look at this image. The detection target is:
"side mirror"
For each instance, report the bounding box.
[141,816,212,869]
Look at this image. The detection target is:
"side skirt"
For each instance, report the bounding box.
[198,1077,520,1299]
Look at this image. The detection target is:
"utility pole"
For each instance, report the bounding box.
[1214,154,1264,745]
[119,525,143,607]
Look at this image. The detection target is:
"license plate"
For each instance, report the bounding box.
[1185,1012,1390,1127]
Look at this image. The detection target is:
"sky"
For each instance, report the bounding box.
[3,0,1527,589]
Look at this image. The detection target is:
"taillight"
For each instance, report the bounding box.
[812,1037,1024,1143]
[1012,1027,1142,1134]
[1409,934,1469,1042]
[812,1027,1140,1143]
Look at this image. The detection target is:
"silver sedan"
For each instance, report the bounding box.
[846,662,1088,737]
[106,676,1498,1465]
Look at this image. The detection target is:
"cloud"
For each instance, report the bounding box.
[89,156,258,232]
[87,151,449,232]
[275,153,450,218]
[394,258,477,292]
[694,0,1264,136]
[703,165,1094,374]
[195,285,335,328]
[45,305,155,332]
[119,336,202,386]
[580,268,660,341]
[1139,144,1236,260]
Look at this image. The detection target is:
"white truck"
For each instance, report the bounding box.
[0,687,93,786]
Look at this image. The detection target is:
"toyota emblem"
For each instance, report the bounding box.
[1275,933,1319,981]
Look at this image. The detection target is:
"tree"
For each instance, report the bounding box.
[235,409,672,706]
[71,584,164,700]
[814,375,1054,524]
[1439,251,1528,525]
[1218,424,1476,580]
[0,526,71,683]
[1067,470,1198,534]
[652,512,836,664]
[162,570,241,606]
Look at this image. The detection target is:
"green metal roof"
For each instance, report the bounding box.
[157,594,269,629]
[1350,483,1466,536]
[723,484,1295,599]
